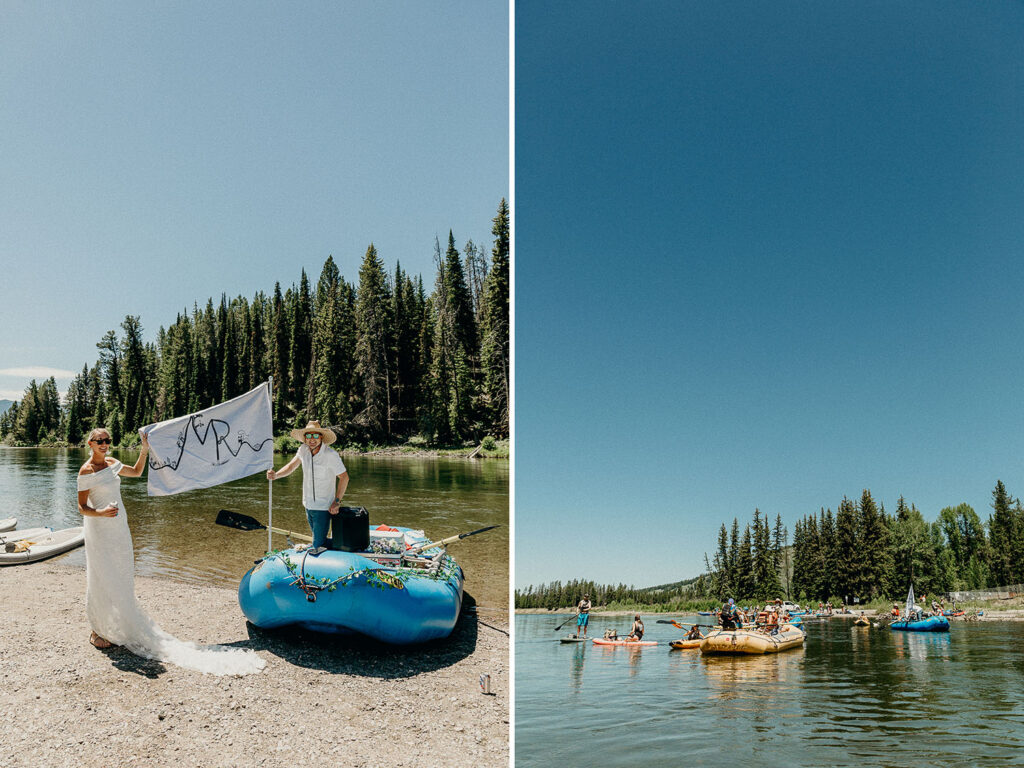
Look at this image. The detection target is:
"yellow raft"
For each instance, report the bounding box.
[699,624,805,655]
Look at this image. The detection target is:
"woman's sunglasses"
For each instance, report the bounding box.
[93,438,113,445]
[304,433,322,440]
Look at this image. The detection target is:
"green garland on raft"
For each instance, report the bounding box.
[255,549,459,599]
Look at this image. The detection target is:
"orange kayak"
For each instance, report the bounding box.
[669,638,702,650]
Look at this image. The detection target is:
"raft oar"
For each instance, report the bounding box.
[403,525,500,556]
[215,509,313,543]
[656,620,718,629]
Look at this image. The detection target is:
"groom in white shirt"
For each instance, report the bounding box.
[266,420,349,548]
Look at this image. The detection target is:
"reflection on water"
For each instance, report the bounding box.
[517,613,1024,767]
[0,448,508,611]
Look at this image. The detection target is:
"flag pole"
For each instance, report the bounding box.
[267,376,274,553]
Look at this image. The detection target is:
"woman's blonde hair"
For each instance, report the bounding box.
[85,427,110,444]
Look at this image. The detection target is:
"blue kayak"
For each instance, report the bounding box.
[238,527,464,644]
[890,615,950,632]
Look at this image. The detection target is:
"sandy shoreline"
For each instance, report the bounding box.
[0,560,508,768]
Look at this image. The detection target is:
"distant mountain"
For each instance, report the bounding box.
[0,400,12,414]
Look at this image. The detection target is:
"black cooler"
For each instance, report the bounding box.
[331,506,370,552]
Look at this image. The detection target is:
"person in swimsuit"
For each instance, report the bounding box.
[575,594,592,638]
[626,614,644,641]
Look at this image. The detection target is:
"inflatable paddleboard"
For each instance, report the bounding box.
[560,636,588,643]
[0,527,84,565]
[0,527,54,545]
[591,638,657,647]
[0,518,16,533]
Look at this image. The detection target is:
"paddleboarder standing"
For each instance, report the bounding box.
[266,420,349,549]
[575,594,592,638]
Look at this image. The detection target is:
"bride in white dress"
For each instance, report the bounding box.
[76,428,264,675]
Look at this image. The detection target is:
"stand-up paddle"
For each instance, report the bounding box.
[554,614,578,632]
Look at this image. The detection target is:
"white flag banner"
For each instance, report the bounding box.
[142,381,274,497]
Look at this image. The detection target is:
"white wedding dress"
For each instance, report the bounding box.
[77,460,265,675]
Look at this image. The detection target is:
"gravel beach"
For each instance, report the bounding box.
[0,559,509,768]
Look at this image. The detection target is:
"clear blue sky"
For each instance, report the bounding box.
[515,2,1024,589]
[0,1,508,401]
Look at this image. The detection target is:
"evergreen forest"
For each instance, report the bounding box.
[1,200,509,449]
[515,481,1024,610]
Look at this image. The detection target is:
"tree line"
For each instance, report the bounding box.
[1,200,509,448]
[515,481,1024,610]
[514,576,703,612]
[787,483,1017,604]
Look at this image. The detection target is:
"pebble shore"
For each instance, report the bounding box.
[0,560,509,768]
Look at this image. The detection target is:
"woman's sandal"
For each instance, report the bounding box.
[89,632,116,649]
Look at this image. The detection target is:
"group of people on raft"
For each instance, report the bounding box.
[889,595,950,621]
[718,598,794,633]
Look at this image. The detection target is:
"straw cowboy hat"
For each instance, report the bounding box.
[289,420,337,446]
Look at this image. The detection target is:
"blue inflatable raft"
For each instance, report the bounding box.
[238,525,464,644]
[890,615,950,632]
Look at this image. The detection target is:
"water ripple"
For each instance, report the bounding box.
[517,614,1024,767]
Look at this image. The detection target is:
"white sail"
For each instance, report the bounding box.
[904,585,915,618]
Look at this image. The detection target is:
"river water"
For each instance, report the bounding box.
[516,612,1024,767]
[0,447,508,612]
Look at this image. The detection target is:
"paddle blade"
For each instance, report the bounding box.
[458,524,500,540]
[216,509,266,532]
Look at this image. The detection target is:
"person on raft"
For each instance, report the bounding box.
[685,625,703,641]
[625,614,645,641]
[574,594,592,638]
[891,602,900,618]
[720,598,740,629]
[266,420,349,549]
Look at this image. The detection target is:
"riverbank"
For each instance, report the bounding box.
[2,439,510,460]
[515,607,1024,621]
[0,560,509,768]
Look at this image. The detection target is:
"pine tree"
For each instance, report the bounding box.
[818,509,836,601]
[858,489,891,600]
[833,497,860,602]
[429,234,475,443]
[354,245,394,442]
[120,315,150,434]
[735,525,755,600]
[463,238,488,325]
[288,271,312,425]
[269,283,290,428]
[988,480,1018,586]
[712,523,731,598]
[309,256,350,430]
[480,199,510,436]
[391,263,421,435]
[64,366,90,443]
